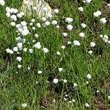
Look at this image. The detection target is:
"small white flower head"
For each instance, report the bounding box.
[64,98,67,101]
[0,0,5,6]
[79,32,85,38]
[90,42,95,47]
[23,48,27,52]
[5,48,13,54]
[33,7,37,11]
[6,7,10,12]
[45,21,50,26]
[74,83,77,87]
[21,21,27,26]
[85,103,89,107]
[32,27,36,30]
[81,23,86,28]
[36,81,38,84]
[68,101,72,103]
[72,99,75,102]
[17,13,22,18]
[28,66,30,70]
[43,7,48,12]
[18,64,22,68]
[86,0,92,4]
[67,25,73,31]
[65,17,73,23]
[58,68,63,72]
[86,81,89,84]
[107,4,110,7]
[87,74,91,79]
[30,22,33,26]
[6,12,10,17]
[99,34,103,38]
[38,70,42,74]
[93,11,101,17]
[56,51,60,55]
[78,7,83,11]
[34,33,38,38]
[100,18,107,24]
[53,99,56,103]
[64,79,67,83]
[11,22,16,26]
[73,40,80,46]
[96,90,99,93]
[62,32,68,37]
[52,20,57,25]
[24,0,28,5]
[16,57,22,62]
[67,41,72,45]
[11,15,17,21]
[21,29,29,36]
[17,42,22,50]
[29,49,34,53]
[36,23,41,28]
[43,48,49,53]
[53,9,59,14]
[41,17,46,22]
[32,40,36,43]
[56,25,59,29]
[22,103,27,107]
[47,13,52,19]
[88,50,93,55]
[20,12,24,16]
[33,42,41,49]
[65,94,68,97]
[61,45,65,49]
[53,78,58,84]
[13,47,18,52]
[31,19,35,23]
[108,41,110,44]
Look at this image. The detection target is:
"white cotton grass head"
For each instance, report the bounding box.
[53,78,58,84]
[93,11,101,17]
[90,42,95,47]
[6,12,10,17]
[85,103,90,107]
[58,68,63,72]
[0,0,5,6]
[72,99,75,102]
[16,57,22,62]
[62,32,68,37]
[53,9,59,14]
[43,48,49,53]
[33,42,41,49]
[64,79,67,83]
[45,21,50,26]
[78,7,83,11]
[74,83,77,87]
[65,17,73,23]
[43,7,48,12]
[81,23,86,28]
[100,18,107,24]
[18,64,22,68]
[61,45,65,49]
[73,40,80,46]
[38,70,42,74]
[29,49,34,53]
[88,50,93,55]
[86,81,89,84]
[41,17,46,22]
[34,34,38,38]
[22,103,27,107]
[87,74,91,79]
[11,22,16,26]
[17,42,22,50]
[11,15,17,21]
[31,19,35,23]
[79,32,85,38]
[36,23,41,28]
[23,48,27,52]
[56,25,59,29]
[67,41,72,45]
[56,51,60,55]
[5,48,13,54]
[86,0,92,4]
[67,25,73,31]
[13,47,18,52]
[51,20,57,25]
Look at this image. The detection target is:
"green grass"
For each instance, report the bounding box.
[0,0,110,109]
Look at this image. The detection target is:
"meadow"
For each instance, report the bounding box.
[0,0,110,109]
